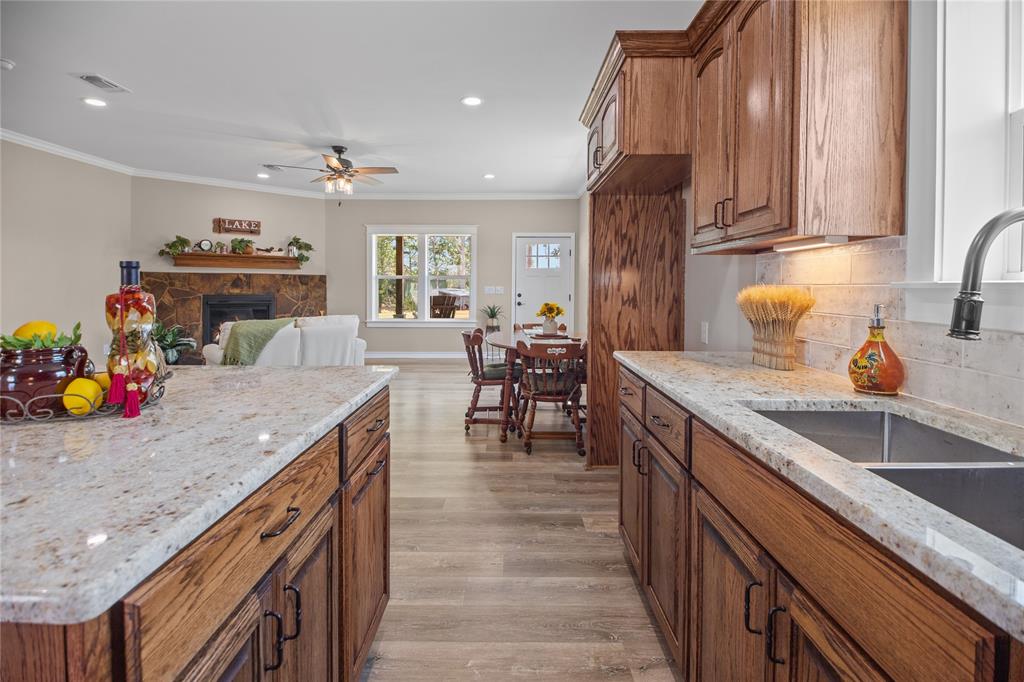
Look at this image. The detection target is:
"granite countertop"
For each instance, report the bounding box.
[1,364,398,625]
[614,351,1024,641]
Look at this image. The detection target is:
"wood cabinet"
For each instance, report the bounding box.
[641,436,688,664]
[342,435,390,681]
[616,363,1019,680]
[689,0,906,253]
[619,406,644,575]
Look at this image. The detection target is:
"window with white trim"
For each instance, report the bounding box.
[366,225,477,324]
[1005,0,1024,276]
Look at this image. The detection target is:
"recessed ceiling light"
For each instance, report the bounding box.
[82,97,107,107]
[461,96,483,107]
[483,173,495,180]
[257,173,270,179]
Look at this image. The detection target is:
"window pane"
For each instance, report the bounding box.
[428,235,471,276]
[375,235,419,277]
[428,235,471,319]
[377,278,419,319]
[525,244,562,270]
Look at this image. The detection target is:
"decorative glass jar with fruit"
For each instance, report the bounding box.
[106,261,164,415]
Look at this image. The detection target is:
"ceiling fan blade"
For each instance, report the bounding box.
[310,174,333,183]
[322,154,344,171]
[353,167,398,175]
[266,164,325,172]
[352,174,383,185]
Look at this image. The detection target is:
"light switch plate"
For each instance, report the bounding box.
[495,286,505,294]
[484,286,496,294]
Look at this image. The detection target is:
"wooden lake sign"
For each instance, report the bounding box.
[213,217,262,235]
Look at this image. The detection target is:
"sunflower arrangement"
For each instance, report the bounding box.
[536,302,565,320]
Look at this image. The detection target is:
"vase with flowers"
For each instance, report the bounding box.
[536,301,565,335]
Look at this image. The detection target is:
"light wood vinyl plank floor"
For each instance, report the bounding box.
[361,360,679,681]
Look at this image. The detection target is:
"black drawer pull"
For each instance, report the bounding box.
[263,610,284,671]
[766,606,787,665]
[713,200,724,229]
[283,583,302,641]
[366,418,387,433]
[637,446,649,476]
[743,580,763,635]
[650,415,670,429]
[722,197,734,227]
[260,506,301,540]
[369,459,386,476]
[618,386,634,396]
[631,438,642,469]
[593,146,603,169]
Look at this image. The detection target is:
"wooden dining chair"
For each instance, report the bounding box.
[515,340,587,456]
[462,328,521,433]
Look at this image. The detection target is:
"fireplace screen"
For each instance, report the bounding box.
[202,294,276,346]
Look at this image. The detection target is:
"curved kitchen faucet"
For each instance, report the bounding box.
[948,206,1024,340]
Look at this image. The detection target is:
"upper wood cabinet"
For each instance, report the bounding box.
[580,31,693,195]
[689,0,907,253]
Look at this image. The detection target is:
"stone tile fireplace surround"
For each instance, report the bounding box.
[141,272,327,359]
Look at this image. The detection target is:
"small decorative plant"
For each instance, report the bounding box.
[1,321,82,350]
[158,235,192,259]
[480,304,503,331]
[151,321,197,365]
[213,241,227,254]
[230,237,255,255]
[288,236,314,265]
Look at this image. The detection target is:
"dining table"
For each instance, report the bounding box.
[485,329,585,443]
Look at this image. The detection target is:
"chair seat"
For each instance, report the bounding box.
[482,362,521,381]
[525,375,580,394]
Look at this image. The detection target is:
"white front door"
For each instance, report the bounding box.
[512,235,575,329]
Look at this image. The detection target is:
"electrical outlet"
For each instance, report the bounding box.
[700,321,710,345]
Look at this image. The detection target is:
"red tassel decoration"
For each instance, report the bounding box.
[108,366,127,405]
[122,382,141,419]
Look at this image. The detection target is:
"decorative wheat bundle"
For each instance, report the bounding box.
[736,285,816,370]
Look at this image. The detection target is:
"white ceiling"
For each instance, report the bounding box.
[0,1,701,197]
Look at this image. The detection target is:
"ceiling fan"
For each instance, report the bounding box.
[263,145,398,194]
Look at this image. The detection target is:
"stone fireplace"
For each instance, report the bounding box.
[141,272,327,359]
[201,294,276,346]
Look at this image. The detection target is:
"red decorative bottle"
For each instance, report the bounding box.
[105,261,161,417]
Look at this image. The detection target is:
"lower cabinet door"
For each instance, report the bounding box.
[770,572,886,681]
[641,437,688,664]
[342,435,390,680]
[179,571,278,682]
[619,407,644,575]
[690,486,772,682]
[279,496,341,682]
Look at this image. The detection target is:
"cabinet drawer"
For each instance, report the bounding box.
[342,388,390,481]
[122,429,340,681]
[644,388,689,465]
[617,368,645,419]
[691,422,997,682]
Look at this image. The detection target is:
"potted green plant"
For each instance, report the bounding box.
[213,240,227,254]
[230,237,255,255]
[157,235,192,259]
[480,304,503,333]
[287,236,314,266]
[151,321,196,365]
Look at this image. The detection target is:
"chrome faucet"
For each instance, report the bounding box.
[948,206,1024,340]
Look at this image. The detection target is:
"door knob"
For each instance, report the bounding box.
[517,302,522,306]
[517,293,522,298]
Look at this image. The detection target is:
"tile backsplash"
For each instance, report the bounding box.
[755,236,1024,425]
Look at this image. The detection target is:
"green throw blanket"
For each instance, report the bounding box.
[222,318,295,365]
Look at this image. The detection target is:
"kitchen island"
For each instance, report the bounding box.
[614,351,1024,681]
[1,364,397,681]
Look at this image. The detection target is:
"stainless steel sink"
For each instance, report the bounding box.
[753,409,1021,464]
[753,409,1024,550]
[867,464,1024,551]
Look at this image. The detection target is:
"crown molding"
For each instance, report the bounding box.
[1,129,582,202]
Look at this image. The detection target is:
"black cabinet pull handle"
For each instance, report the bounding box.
[260,506,301,540]
[618,386,633,396]
[366,418,386,433]
[283,584,302,642]
[743,580,763,635]
[649,415,670,429]
[766,606,787,665]
[713,200,724,229]
[722,197,734,227]
[369,459,386,476]
[631,438,642,468]
[593,146,603,169]
[263,609,284,671]
[637,446,649,476]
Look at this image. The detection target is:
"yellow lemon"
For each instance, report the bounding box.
[13,320,57,340]
[92,372,111,391]
[63,378,104,416]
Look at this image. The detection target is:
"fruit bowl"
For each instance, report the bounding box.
[0,371,171,422]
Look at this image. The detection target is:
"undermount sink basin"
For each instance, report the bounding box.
[753,409,1021,465]
[754,409,1024,550]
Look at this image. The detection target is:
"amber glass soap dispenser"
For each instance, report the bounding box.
[848,304,905,395]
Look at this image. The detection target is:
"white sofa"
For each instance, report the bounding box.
[202,315,367,366]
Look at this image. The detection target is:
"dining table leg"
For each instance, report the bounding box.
[498,348,517,443]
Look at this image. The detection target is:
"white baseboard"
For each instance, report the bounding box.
[365,351,464,359]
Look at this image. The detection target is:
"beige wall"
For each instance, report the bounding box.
[1,141,132,356]
[131,177,326,275]
[325,199,580,353]
[576,194,590,333]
